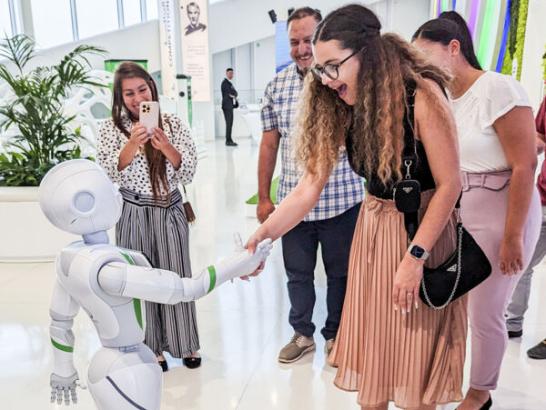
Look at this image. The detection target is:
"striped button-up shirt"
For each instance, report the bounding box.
[261,63,364,222]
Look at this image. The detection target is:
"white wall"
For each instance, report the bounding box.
[212,49,233,103]
[521,0,546,110]
[253,35,276,95]
[208,0,386,54]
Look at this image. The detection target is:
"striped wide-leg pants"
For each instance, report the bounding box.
[116,188,200,358]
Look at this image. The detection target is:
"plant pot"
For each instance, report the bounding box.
[0,186,114,262]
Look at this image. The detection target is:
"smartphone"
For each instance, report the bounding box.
[139,101,159,134]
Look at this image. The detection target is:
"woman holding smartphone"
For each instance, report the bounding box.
[97,62,201,371]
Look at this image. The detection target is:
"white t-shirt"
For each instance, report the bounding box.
[449,71,531,172]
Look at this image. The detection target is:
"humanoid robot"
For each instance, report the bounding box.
[39,159,272,409]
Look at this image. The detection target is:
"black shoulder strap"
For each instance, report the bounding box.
[402,80,418,167]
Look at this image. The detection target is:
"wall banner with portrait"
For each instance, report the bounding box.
[158,0,178,98]
[179,0,211,102]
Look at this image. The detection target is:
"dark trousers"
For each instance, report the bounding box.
[222,108,234,142]
[281,203,361,340]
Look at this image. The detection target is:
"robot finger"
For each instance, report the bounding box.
[70,386,78,404]
[256,238,272,251]
[50,388,57,403]
[56,388,63,405]
[233,233,244,251]
[64,387,70,405]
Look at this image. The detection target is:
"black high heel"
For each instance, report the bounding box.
[456,395,492,410]
[480,396,492,410]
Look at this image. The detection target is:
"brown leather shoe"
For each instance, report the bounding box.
[278,333,315,363]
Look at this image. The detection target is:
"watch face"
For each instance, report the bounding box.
[411,245,425,258]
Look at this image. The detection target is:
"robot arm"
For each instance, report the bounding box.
[98,238,273,304]
[49,280,81,405]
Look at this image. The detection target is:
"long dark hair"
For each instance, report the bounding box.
[112,62,168,199]
[413,12,482,70]
[296,4,449,183]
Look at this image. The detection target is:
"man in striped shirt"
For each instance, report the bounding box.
[257,7,364,363]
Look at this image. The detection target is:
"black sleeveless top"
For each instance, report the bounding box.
[346,81,436,199]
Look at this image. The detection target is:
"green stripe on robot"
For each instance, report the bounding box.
[51,338,74,353]
[120,251,135,265]
[133,299,144,329]
[119,252,143,329]
[207,266,217,293]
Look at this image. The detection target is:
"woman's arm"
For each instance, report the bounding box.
[494,106,537,275]
[393,79,462,313]
[118,124,148,171]
[163,116,197,184]
[247,171,329,248]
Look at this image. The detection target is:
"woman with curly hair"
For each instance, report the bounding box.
[247,4,467,409]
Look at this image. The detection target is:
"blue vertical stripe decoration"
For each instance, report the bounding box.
[275,21,292,72]
[496,0,511,72]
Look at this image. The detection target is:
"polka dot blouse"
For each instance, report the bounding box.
[97,112,197,196]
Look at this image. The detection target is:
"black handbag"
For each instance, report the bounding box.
[419,222,491,309]
[395,87,491,309]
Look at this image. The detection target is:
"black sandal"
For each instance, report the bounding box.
[158,360,169,372]
[183,357,201,369]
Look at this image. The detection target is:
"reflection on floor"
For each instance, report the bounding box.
[0,139,545,409]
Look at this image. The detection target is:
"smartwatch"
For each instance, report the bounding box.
[408,244,430,261]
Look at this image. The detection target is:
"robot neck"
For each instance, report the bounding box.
[83,231,109,245]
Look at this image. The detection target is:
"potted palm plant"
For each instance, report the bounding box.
[0,34,106,260]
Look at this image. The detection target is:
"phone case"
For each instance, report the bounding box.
[139,101,159,134]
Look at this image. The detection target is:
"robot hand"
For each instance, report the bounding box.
[50,372,80,406]
[213,236,273,285]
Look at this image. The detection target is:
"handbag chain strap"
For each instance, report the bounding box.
[420,223,463,310]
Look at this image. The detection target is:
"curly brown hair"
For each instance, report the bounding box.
[112,61,169,199]
[295,4,450,184]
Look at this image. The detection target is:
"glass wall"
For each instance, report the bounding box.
[0,0,13,38]
[30,0,73,48]
[76,0,118,38]
[123,0,143,27]
[2,0,158,49]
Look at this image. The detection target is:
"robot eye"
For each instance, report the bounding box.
[73,191,95,213]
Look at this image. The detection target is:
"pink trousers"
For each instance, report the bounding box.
[460,170,541,390]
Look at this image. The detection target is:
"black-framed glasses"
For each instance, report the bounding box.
[311,48,362,81]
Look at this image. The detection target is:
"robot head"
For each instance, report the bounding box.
[39,159,123,236]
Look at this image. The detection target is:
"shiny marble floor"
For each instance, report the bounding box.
[1,138,545,409]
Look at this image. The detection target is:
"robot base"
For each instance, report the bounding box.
[88,344,161,410]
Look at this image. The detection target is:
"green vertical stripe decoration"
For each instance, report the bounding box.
[207,266,217,293]
[120,251,143,330]
[120,251,135,265]
[51,338,74,353]
[133,299,143,329]
[514,0,529,80]
[500,0,529,80]
[477,0,500,69]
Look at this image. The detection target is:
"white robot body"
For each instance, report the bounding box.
[53,242,147,347]
[87,345,161,410]
[41,160,272,409]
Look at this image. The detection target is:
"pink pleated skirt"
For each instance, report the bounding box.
[329,192,467,409]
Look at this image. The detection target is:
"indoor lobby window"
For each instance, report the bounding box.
[30,0,73,48]
[76,0,118,39]
[123,0,142,27]
[145,0,158,20]
[0,0,13,38]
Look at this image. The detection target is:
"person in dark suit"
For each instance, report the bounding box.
[184,2,207,36]
[221,68,238,146]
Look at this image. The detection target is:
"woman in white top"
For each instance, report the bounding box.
[97,62,201,371]
[413,13,541,410]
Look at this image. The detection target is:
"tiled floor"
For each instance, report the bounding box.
[0,138,545,409]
